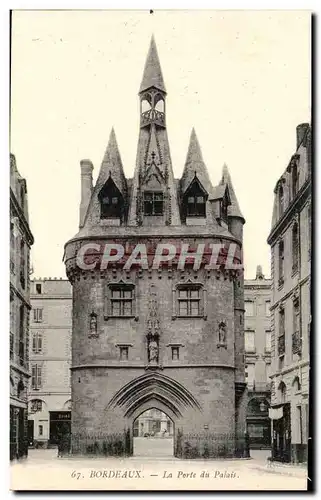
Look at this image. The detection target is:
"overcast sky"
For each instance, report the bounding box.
[10,10,311,280]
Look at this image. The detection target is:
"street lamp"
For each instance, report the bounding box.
[259,401,266,412]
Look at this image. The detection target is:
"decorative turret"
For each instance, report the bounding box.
[220,163,245,240]
[81,128,128,227]
[139,35,166,129]
[180,129,217,226]
[128,36,180,226]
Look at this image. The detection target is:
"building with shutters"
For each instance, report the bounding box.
[134,408,174,437]
[244,266,272,449]
[64,37,248,458]
[28,279,72,448]
[267,123,311,463]
[10,154,34,460]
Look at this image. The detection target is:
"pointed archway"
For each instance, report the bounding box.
[107,371,201,457]
[132,406,174,457]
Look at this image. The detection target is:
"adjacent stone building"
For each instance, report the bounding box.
[134,409,174,437]
[267,123,311,463]
[10,154,34,460]
[64,37,248,458]
[244,266,272,449]
[28,279,72,448]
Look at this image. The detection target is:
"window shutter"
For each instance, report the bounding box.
[31,366,36,388]
[37,334,42,353]
[172,288,177,318]
[37,366,42,388]
[32,335,36,353]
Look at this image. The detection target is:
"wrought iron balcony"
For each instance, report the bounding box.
[278,334,285,356]
[292,330,302,355]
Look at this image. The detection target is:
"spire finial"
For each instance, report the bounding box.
[139,36,166,94]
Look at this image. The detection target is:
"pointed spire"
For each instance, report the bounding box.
[96,128,127,194]
[220,163,245,221]
[180,128,213,195]
[139,35,166,94]
[80,128,128,227]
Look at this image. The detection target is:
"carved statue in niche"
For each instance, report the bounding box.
[148,339,158,364]
[89,312,97,335]
[218,321,227,346]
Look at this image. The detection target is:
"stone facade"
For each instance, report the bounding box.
[28,279,72,448]
[267,123,311,463]
[64,37,247,458]
[10,153,34,460]
[244,266,272,449]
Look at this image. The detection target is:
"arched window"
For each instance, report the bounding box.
[141,99,151,113]
[154,95,164,112]
[292,222,299,273]
[292,376,301,393]
[30,399,43,413]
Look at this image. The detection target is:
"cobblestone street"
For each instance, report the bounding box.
[10,444,308,491]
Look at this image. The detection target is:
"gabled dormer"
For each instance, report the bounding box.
[79,128,128,228]
[180,129,214,226]
[182,174,208,222]
[98,175,124,221]
[210,183,231,228]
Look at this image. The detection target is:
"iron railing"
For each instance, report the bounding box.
[175,431,250,459]
[71,430,131,457]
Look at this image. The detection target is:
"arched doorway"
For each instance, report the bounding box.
[132,407,174,457]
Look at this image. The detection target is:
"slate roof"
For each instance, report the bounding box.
[139,35,166,94]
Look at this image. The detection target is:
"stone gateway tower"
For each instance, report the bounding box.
[64,37,247,458]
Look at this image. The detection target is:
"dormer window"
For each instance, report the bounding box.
[144,191,164,216]
[98,177,123,220]
[187,195,206,217]
[183,177,207,219]
[221,198,228,223]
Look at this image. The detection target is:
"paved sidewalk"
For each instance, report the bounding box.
[249,449,308,479]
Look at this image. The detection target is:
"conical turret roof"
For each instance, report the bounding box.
[180,129,213,195]
[139,35,166,93]
[95,128,127,195]
[220,163,245,221]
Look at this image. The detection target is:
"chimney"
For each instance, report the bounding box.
[296,123,309,149]
[79,159,93,228]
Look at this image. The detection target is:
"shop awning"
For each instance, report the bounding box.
[269,406,284,420]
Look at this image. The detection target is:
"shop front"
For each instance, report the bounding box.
[10,405,28,460]
[49,411,71,445]
[270,403,291,463]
